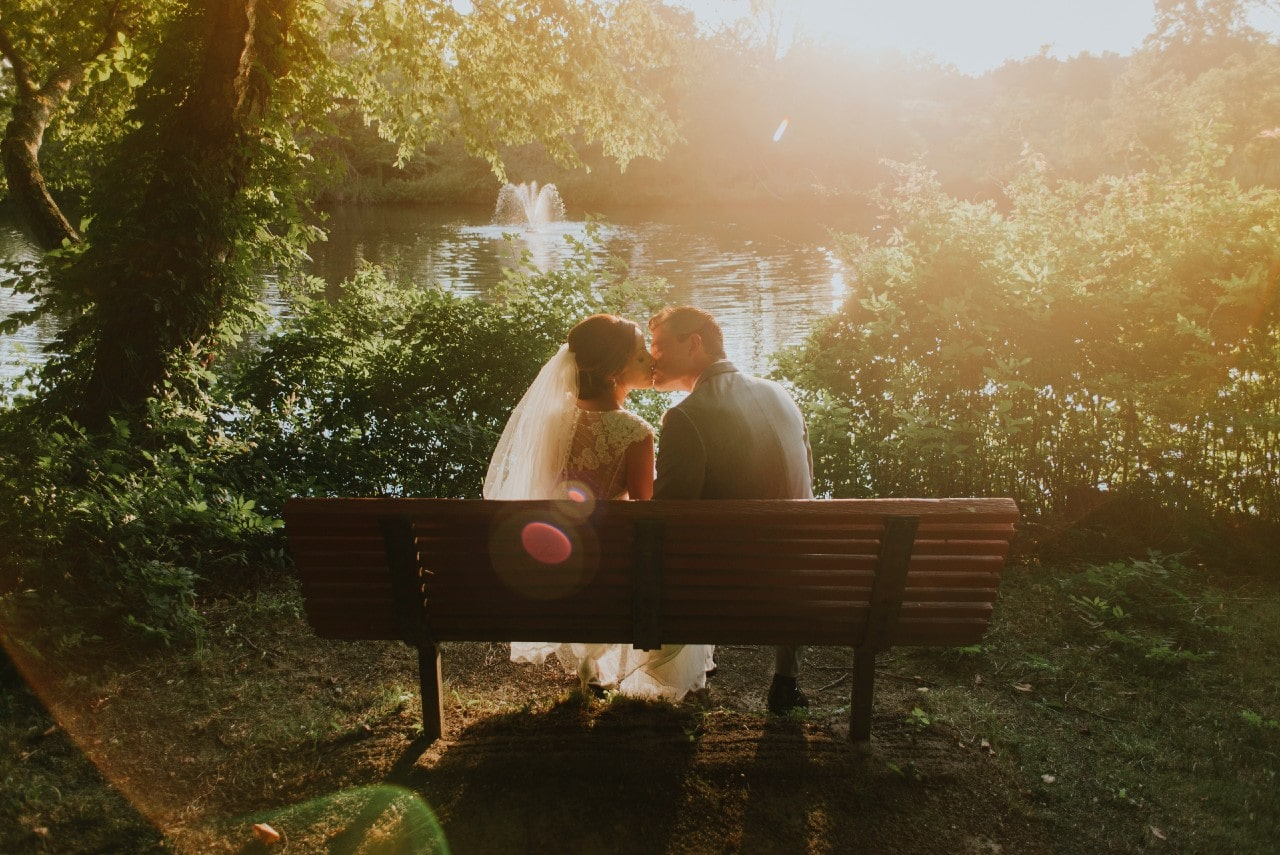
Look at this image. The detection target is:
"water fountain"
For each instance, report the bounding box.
[493,181,565,228]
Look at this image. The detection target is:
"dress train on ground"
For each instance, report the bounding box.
[510,640,715,701]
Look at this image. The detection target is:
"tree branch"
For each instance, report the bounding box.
[0,19,37,94]
[39,0,132,101]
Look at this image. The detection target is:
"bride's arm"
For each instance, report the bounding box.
[624,434,655,501]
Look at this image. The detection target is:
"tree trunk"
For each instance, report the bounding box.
[1,93,80,249]
[73,0,294,422]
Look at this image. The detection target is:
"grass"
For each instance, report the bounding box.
[1,554,1277,853]
[0,654,167,852]
[899,556,1280,852]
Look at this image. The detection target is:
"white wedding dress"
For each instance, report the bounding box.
[484,346,712,701]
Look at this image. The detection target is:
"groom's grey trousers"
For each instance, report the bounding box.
[653,361,815,680]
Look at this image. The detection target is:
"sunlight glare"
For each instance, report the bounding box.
[679,0,1162,74]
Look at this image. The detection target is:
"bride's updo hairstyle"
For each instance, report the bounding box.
[567,314,640,399]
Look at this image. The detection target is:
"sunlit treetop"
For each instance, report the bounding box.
[323,0,694,179]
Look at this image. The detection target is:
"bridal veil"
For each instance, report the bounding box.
[483,344,579,500]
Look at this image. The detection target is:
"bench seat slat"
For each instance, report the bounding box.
[304,610,402,641]
[295,570,397,587]
[300,574,1002,602]
[661,554,1008,573]
[672,524,1016,542]
[290,554,391,572]
[285,496,1018,518]
[415,580,1002,604]
[301,614,995,647]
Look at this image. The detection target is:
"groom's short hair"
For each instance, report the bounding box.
[650,306,726,359]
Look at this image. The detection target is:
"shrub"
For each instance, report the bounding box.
[1057,550,1231,666]
[779,149,1280,536]
[221,230,669,508]
[0,401,285,647]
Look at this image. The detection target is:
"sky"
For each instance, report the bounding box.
[676,0,1280,75]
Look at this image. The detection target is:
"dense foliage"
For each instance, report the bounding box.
[319,1,1280,206]
[0,236,668,642]
[223,237,669,510]
[778,145,1280,530]
[0,400,284,644]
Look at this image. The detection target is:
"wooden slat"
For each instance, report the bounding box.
[911,539,1012,556]
[289,554,391,572]
[304,605,401,641]
[402,616,995,648]
[295,568,396,586]
[660,601,991,621]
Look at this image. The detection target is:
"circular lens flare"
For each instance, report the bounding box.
[521,521,573,565]
[559,480,596,520]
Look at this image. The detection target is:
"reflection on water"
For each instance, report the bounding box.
[2,203,867,381]
[0,215,45,386]
[309,203,866,375]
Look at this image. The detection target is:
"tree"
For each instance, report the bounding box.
[0,0,147,249]
[327,0,683,180]
[20,0,684,422]
[32,0,296,424]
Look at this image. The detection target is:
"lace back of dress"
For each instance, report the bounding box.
[563,410,647,500]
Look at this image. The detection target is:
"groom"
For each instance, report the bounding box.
[648,306,815,714]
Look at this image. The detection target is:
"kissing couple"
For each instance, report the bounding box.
[483,306,814,714]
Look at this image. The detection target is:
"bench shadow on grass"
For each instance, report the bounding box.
[375,693,702,853]
[222,698,950,854]
[220,694,703,855]
[407,694,702,853]
[740,716,814,852]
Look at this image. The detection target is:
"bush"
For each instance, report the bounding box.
[779,149,1280,531]
[1056,550,1231,666]
[222,231,669,508]
[0,401,285,647]
[1,231,668,647]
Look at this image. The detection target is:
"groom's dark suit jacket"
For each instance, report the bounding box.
[654,361,813,500]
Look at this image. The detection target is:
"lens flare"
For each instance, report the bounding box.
[560,480,597,519]
[490,508,598,599]
[521,521,573,565]
[230,785,448,852]
[773,116,790,142]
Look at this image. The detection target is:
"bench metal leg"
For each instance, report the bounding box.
[850,648,875,743]
[850,515,918,744]
[419,643,444,743]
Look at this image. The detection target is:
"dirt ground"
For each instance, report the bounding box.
[6,590,1055,855]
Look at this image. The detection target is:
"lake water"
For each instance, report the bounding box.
[1,201,871,382]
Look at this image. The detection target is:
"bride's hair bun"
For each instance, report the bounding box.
[568,314,639,399]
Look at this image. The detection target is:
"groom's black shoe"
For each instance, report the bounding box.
[767,674,809,715]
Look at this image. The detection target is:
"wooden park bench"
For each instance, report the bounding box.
[283,497,1019,745]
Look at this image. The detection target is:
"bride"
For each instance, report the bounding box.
[484,313,712,701]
